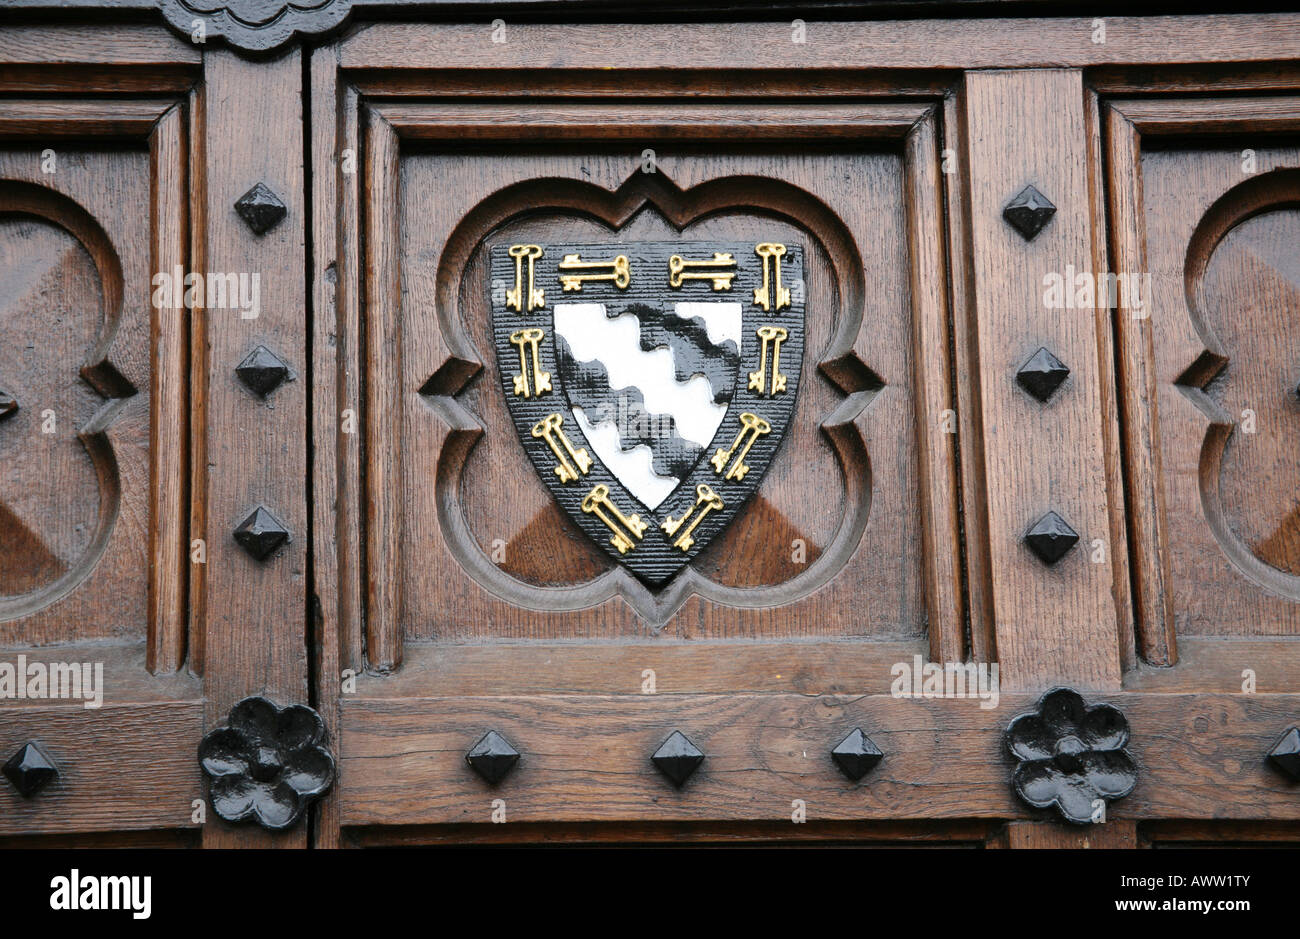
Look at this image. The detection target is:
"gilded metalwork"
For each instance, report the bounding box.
[753,242,790,312]
[506,243,545,312]
[508,327,552,398]
[531,412,592,483]
[660,483,724,552]
[748,325,788,396]
[558,252,631,292]
[581,483,648,554]
[710,411,771,481]
[668,252,736,290]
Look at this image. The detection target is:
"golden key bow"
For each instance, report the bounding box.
[710,412,771,482]
[748,325,789,396]
[753,242,790,312]
[581,484,648,554]
[558,253,631,292]
[660,484,725,552]
[509,327,552,398]
[531,412,592,484]
[668,252,736,290]
[506,244,544,312]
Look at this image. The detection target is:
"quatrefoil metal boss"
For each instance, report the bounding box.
[1005,687,1137,825]
[198,696,335,830]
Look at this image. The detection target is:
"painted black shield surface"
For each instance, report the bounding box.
[491,241,805,586]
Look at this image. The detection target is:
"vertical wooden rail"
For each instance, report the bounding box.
[959,70,1123,690]
[1104,104,1177,667]
[148,103,189,673]
[904,109,966,664]
[196,49,310,847]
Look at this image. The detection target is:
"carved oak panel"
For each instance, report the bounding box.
[366,124,953,652]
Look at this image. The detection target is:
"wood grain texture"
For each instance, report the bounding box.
[991,820,1140,848]
[346,819,994,847]
[341,16,1300,72]
[342,96,962,663]
[362,109,402,671]
[1085,88,1137,675]
[1110,97,1300,641]
[339,692,1300,826]
[959,70,1121,689]
[0,701,202,835]
[943,87,995,665]
[195,50,309,848]
[309,42,353,849]
[0,106,182,646]
[355,639,928,697]
[0,98,174,137]
[1123,638,1300,693]
[1104,104,1176,666]
[0,25,200,66]
[147,103,190,674]
[905,110,964,664]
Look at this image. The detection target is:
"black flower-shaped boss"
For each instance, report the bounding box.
[1006,687,1137,825]
[198,696,335,830]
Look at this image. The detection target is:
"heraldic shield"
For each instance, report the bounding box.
[492,241,805,586]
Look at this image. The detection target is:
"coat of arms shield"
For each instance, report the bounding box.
[492,240,805,585]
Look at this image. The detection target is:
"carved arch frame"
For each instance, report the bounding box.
[0,98,191,673]
[1105,96,1300,667]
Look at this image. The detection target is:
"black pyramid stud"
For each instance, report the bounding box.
[651,730,705,787]
[0,388,17,421]
[234,182,287,235]
[831,728,883,781]
[1002,184,1057,241]
[3,741,58,797]
[235,345,291,397]
[1024,510,1080,565]
[1016,346,1070,402]
[233,505,290,561]
[1267,726,1300,781]
[465,730,520,784]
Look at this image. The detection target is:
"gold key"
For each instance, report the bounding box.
[509,327,552,398]
[710,412,771,481]
[747,325,789,396]
[753,242,790,312]
[558,253,630,292]
[581,483,648,554]
[531,412,592,484]
[506,244,544,312]
[668,252,736,290]
[660,484,724,552]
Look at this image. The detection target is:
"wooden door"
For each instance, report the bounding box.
[1,7,1299,849]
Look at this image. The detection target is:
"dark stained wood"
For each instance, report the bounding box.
[340,17,1300,72]
[352,639,928,698]
[148,102,189,673]
[991,820,1140,849]
[1107,96,1300,648]
[1104,104,1176,667]
[339,692,1300,826]
[959,70,1122,690]
[346,819,995,847]
[308,42,356,849]
[1124,638,1300,692]
[5,14,1300,849]
[0,98,187,665]
[0,701,202,835]
[194,50,310,848]
[345,98,960,664]
[0,26,200,68]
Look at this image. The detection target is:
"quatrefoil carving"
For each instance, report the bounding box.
[421,171,879,626]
